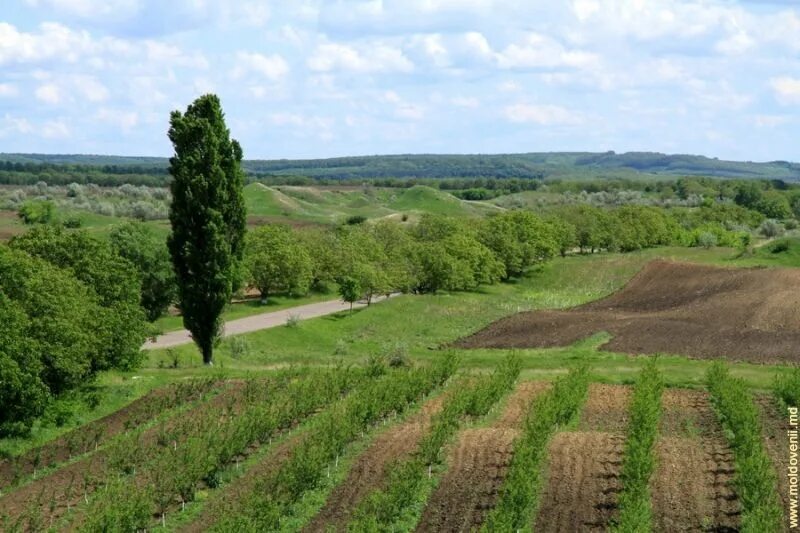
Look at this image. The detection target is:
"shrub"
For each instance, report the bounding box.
[759,220,783,238]
[285,313,301,328]
[346,215,367,225]
[228,336,251,360]
[695,231,717,249]
[769,238,790,254]
[17,200,55,225]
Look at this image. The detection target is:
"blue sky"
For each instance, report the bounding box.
[0,0,798,161]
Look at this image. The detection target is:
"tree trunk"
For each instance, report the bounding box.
[202,344,213,366]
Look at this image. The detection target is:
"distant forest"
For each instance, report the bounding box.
[1,151,799,186]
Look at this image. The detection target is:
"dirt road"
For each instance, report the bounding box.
[142,295,392,350]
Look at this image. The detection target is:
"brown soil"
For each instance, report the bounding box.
[534,431,626,532]
[534,384,631,532]
[0,382,217,491]
[756,395,793,532]
[304,393,448,532]
[455,260,800,365]
[577,384,632,433]
[0,210,23,240]
[652,389,740,532]
[415,381,550,532]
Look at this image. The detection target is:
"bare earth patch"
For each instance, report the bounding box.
[455,260,800,365]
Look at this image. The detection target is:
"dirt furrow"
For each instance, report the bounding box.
[533,384,631,532]
[304,393,447,532]
[415,381,550,532]
[652,389,740,532]
[756,394,793,532]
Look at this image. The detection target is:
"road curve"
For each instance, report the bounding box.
[142,295,393,350]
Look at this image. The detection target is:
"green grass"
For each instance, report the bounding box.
[144,247,790,390]
[153,289,337,333]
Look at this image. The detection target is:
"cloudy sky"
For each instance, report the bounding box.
[1,0,799,161]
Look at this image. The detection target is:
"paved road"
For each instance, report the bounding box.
[142,295,392,350]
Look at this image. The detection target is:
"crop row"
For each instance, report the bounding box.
[74,366,366,532]
[706,362,782,533]
[346,354,521,532]
[0,376,220,491]
[612,360,664,532]
[483,364,590,532]
[775,367,800,408]
[209,353,458,531]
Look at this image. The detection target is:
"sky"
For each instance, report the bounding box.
[0,0,798,161]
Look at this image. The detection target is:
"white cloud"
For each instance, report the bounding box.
[754,115,789,128]
[233,51,290,81]
[270,112,335,140]
[73,75,109,102]
[0,84,18,98]
[451,96,479,108]
[41,120,70,138]
[95,108,139,131]
[0,22,94,65]
[504,103,583,126]
[144,41,208,70]
[308,42,414,73]
[497,33,597,70]
[0,115,34,136]
[770,76,800,104]
[35,83,62,104]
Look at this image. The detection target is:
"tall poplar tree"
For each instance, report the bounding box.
[167,94,246,365]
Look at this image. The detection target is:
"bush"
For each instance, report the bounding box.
[759,220,783,238]
[769,238,790,254]
[285,313,301,328]
[17,200,55,225]
[346,215,367,225]
[696,231,718,249]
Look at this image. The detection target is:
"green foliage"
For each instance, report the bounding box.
[774,367,800,407]
[480,210,558,279]
[167,94,247,365]
[213,355,457,531]
[696,231,718,249]
[245,225,313,302]
[612,360,664,532]
[17,199,55,225]
[338,277,362,312]
[706,363,782,532]
[0,293,49,436]
[110,221,177,321]
[10,225,146,371]
[483,364,590,532]
[80,478,152,532]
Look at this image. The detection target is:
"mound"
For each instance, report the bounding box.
[456,260,800,364]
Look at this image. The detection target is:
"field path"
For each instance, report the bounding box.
[143,295,392,350]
